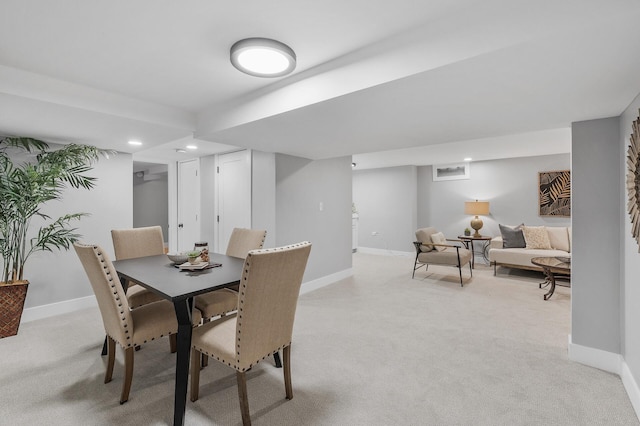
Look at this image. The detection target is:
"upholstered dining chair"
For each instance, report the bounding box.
[195,228,267,367]
[190,241,311,426]
[74,243,202,404]
[413,227,473,286]
[194,228,267,322]
[111,226,166,308]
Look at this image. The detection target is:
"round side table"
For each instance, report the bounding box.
[457,235,492,268]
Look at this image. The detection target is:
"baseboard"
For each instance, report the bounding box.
[300,268,353,295]
[567,334,622,374]
[356,247,413,257]
[621,361,640,420]
[21,295,97,323]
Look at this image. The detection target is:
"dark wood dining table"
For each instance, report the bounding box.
[113,253,244,426]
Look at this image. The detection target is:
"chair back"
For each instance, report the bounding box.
[225,228,267,259]
[416,227,438,251]
[235,241,311,371]
[74,243,132,345]
[111,226,165,260]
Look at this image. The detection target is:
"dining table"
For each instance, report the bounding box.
[113,252,244,426]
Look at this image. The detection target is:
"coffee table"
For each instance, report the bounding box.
[531,256,571,300]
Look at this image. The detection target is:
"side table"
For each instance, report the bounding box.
[458,235,492,269]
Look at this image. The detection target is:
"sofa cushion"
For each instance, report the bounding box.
[546,227,570,252]
[499,224,526,248]
[430,232,447,251]
[522,226,551,249]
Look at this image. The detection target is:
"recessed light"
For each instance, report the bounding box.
[128,140,142,146]
[186,145,197,150]
[175,149,186,153]
[230,38,296,77]
[463,157,472,162]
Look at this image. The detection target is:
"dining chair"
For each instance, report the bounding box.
[74,243,202,404]
[111,226,166,308]
[190,241,311,426]
[194,228,267,367]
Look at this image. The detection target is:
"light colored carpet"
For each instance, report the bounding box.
[0,252,637,425]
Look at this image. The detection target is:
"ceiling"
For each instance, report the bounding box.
[1,0,639,169]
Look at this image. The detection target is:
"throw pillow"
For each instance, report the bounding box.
[522,226,552,249]
[499,223,526,248]
[430,232,447,252]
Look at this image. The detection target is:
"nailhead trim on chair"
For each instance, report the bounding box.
[89,244,176,348]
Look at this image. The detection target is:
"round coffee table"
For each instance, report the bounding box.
[531,256,571,300]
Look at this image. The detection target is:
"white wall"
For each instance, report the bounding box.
[621,95,640,389]
[352,166,417,252]
[571,117,621,353]
[24,149,133,309]
[276,154,352,282]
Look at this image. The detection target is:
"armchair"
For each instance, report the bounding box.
[412,227,473,286]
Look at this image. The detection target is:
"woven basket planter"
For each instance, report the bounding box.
[0,280,29,338]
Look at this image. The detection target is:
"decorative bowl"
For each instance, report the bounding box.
[167,253,188,264]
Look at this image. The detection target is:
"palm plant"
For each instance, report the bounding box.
[0,136,109,282]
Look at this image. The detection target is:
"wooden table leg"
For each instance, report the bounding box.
[172,297,194,426]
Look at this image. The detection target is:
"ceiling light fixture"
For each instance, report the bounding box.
[230,38,296,77]
[128,140,142,146]
[186,145,197,150]
[463,157,472,162]
[175,149,186,153]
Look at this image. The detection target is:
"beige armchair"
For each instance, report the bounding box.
[413,227,472,286]
[189,242,311,426]
[74,243,202,404]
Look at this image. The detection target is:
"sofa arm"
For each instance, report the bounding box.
[489,236,503,250]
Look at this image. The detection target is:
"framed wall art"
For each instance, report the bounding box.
[432,163,470,181]
[538,170,571,217]
[626,110,640,251]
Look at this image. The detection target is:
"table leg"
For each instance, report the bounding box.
[172,297,194,426]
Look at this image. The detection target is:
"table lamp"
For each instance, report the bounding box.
[464,200,490,237]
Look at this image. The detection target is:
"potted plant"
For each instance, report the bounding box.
[464,228,471,236]
[0,136,109,338]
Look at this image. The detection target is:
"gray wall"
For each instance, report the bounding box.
[353,154,570,252]
[276,154,352,281]
[252,150,276,249]
[352,166,417,252]
[133,171,168,240]
[24,149,133,308]
[621,95,640,383]
[571,117,621,353]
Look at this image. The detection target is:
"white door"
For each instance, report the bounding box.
[217,150,251,251]
[177,159,200,252]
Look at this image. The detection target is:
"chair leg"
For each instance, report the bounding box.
[273,351,282,368]
[236,371,252,426]
[190,348,201,402]
[283,345,293,400]
[169,334,177,353]
[458,265,463,287]
[120,346,134,404]
[105,336,116,383]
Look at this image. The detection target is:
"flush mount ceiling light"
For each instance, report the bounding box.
[230,38,296,77]
[128,140,142,146]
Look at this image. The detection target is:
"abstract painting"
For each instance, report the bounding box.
[539,170,571,217]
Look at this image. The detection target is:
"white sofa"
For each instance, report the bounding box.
[488,226,571,274]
